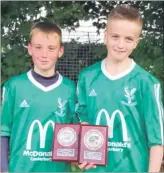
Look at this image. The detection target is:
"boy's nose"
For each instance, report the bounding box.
[42,50,48,58]
[117,39,124,49]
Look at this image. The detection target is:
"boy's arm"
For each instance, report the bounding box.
[1,137,9,172]
[1,83,15,172]
[143,82,164,171]
[68,83,79,124]
[75,73,89,123]
[75,73,97,170]
[1,83,14,136]
[149,145,164,172]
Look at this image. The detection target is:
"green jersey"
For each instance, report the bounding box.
[1,70,77,172]
[76,59,164,172]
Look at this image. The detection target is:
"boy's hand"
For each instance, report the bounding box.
[78,161,97,170]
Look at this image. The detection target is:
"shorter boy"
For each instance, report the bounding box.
[1,21,77,172]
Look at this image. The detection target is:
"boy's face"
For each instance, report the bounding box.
[28,31,63,75]
[104,19,141,62]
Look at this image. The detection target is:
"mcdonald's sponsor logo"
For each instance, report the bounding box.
[26,120,54,150]
[96,109,129,141]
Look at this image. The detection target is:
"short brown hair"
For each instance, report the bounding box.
[29,21,62,45]
[107,4,143,30]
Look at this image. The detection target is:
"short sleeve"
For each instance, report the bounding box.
[143,82,164,147]
[68,83,80,124]
[1,82,15,136]
[75,73,88,122]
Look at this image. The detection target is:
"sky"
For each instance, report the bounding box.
[62,20,105,43]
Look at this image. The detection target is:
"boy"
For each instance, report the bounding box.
[1,21,77,172]
[76,4,164,172]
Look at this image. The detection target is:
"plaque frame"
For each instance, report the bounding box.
[78,124,108,166]
[52,123,80,162]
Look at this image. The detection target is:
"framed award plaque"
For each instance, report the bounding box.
[52,124,80,162]
[78,125,108,166]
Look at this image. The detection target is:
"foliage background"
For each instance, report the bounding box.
[1,1,164,171]
[2,1,164,84]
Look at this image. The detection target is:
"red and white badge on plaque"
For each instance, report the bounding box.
[79,125,108,166]
[52,124,80,162]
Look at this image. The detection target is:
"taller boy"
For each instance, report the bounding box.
[76,4,164,172]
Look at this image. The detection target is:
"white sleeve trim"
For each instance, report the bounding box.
[154,84,164,145]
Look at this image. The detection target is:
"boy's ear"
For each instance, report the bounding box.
[58,46,64,58]
[133,37,142,49]
[27,43,32,56]
[104,30,107,45]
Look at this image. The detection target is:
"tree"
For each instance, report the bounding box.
[1,1,164,84]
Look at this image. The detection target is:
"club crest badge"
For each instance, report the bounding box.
[55,97,67,117]
[121,86,137,106]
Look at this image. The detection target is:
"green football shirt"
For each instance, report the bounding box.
[76,59,164,172]
[1,70,77,172]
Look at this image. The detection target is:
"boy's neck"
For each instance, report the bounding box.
[105,57,132,76]
[34,67,55,77]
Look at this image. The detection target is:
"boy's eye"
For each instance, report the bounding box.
[35,46,41,50]
[112,35,119,39]
[126,37,134,42]
[48,47,56,51]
